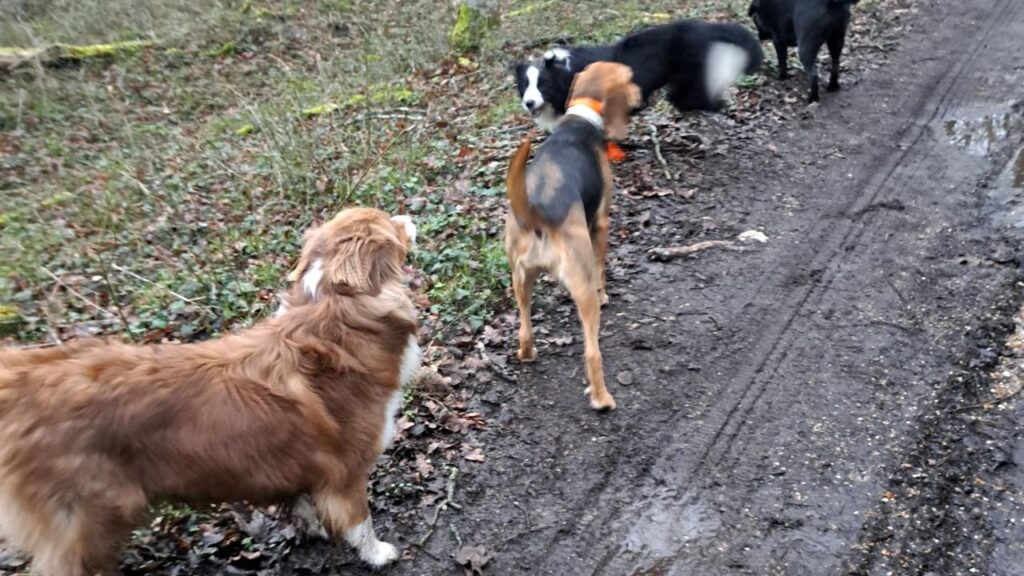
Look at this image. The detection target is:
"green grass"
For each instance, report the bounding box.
[0,0,751,345]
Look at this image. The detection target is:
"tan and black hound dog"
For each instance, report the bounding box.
[505,61,642,411]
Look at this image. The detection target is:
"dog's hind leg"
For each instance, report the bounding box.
[23,472,145,576]
[511,262,540,362]
[798,41,822,102]
[314,478,398,567]
[31,507,128,576]
[826,32,846,92]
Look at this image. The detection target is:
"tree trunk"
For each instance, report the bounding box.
[449,0,499,53]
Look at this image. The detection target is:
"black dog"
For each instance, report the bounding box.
[513,19,763,128]
[748,0,859,102]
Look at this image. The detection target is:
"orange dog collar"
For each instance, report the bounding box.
[606,143,626,163]
[568,98,626,162]
[567,97,603,115]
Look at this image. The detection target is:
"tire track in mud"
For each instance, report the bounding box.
[685,0,1018,481]
[577,1,1024,573]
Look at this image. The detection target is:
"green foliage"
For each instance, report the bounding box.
[0,0,757,346]
[449,2,499,54]
[415,204,508,332]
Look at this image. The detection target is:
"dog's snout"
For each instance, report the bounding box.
[523,98,538,111]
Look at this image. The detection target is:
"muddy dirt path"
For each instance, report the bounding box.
[291,1,1024,575]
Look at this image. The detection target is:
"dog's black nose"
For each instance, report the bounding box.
[523,99,538,111]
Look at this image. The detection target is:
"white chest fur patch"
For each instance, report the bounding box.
[379,334,420,452]
[379,390,403,452]
[399,334,421,387]
[302,259,324,299]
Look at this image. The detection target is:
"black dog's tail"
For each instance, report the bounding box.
[704,22,764,94]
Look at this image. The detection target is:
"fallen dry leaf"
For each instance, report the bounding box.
[415,454,434,478]
[442,412,487,434]
[455,544,492,575]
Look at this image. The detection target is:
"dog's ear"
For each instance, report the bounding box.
[324,230,405,296]
[512,61,528,80]
[543,47,571,69]
[600,66,640,141]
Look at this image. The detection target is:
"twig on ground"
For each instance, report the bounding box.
[267,53,291,71]
[40,267,116,319]
[95,257,134,340]
[346,118,425,197]
[488,362,516,382]
[648,122,673,181]
[41,284,64,346]
[449,523,463,548]
[416,547,442,562]
[111,263,215,315]
[954,387,1024,413]
[648,240,741,260]
[119,170,153,197]
[501,522,556,545]
[416,466,461,548]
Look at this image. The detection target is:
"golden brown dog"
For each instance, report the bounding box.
[505,62,642,411]
[0,207,419,575]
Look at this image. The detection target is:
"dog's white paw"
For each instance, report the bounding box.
[361,540,399,567]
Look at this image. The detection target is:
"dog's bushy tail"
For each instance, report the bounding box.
[506,135,541,231]
[700,22,764,106]
[708,22,764,77]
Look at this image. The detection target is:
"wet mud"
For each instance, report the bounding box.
[7,1,1013,575]
[359,0,1024,574]
[251,1,1024,575]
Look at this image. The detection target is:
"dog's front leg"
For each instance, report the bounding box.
[773,39,789,79]
[572,281,615,411]
[798,42,821,102]
[560,237,616,411]
[826,33,845,92]
[314,481,398,567]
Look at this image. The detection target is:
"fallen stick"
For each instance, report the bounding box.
[111,263,215,315]
[40,267,117,318]
[648,240,741,260]
[648,122,673,181]
[416,466,461,548]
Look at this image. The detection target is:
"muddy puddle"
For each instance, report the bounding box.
[621,491,720,559]
[942,102,1023,158]
[942,102,1024,228]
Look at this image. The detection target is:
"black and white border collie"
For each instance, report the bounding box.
[514,19,764,128]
